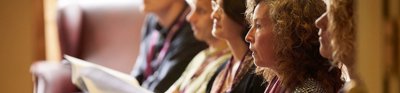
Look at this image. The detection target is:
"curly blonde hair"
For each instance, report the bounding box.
[246,0,344,92]
[328,0,355,66]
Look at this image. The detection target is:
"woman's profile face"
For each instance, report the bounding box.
[210,0,244,40]
[186,0,215,42]
[315,0,333,59]
[245,3,276,68]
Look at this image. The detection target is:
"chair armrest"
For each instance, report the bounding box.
[31,62,80,93]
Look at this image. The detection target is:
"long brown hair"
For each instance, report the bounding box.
[246,0,344,92]
[221,0,250,42]
[215,0,256,89]
[328,0,355,66]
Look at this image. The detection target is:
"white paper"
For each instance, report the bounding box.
[64,55,152,93]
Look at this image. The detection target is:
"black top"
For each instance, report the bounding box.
[130,12,208,92]
[230,64,267,93]
[206,59,267,93]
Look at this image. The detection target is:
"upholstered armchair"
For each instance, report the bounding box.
[31,0,145,92]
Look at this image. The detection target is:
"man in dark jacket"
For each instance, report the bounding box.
[131,0,207,92]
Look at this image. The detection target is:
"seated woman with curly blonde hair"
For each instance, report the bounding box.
[315,0,366,92]
[245,0,344,92]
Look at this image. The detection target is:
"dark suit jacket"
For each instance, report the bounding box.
[131,13,208,93]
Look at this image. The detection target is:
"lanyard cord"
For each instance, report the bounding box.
[144,6,190,79]
[216,50,250,93]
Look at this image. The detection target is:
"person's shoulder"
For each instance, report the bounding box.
[293,78,327,93]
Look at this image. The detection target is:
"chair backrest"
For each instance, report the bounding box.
[58,1,82,58]
[58,0,145,73]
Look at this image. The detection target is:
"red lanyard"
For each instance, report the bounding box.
[217,50,250,93]
[265,76,281,93]
[144,8,190,79]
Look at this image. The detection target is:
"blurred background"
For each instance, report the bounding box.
[0,0,398,93]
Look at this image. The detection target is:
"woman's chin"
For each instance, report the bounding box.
[319,48,332,59]
[254,60,268,67]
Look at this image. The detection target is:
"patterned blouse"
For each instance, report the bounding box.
[265,76,327,93]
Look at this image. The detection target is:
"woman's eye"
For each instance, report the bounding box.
[199,10,205,14]
[255,24,261,29]
[196,9,206,14]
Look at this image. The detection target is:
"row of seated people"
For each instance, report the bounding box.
[31,0,362,92]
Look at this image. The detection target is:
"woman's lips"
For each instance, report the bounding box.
[249,45,256,57]
[318,30,322,36]
[318,30,323,42]
[213,20,221,28]
[191,25,199,32]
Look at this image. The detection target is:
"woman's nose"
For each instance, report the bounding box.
[315,13,328,29]
[210,9,219,20]
[245,27,255,43]
[187,12,197,24]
